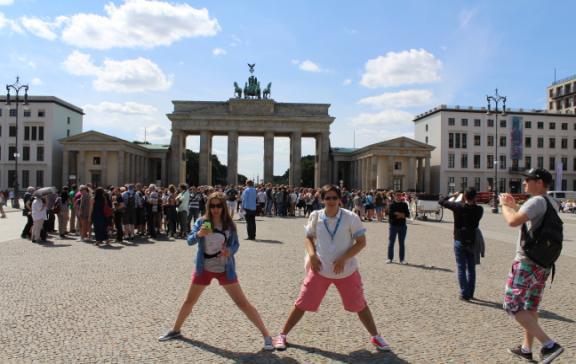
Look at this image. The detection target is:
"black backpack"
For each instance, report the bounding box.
[521,196,563,270]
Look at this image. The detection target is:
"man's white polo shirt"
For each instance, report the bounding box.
[305,208,366,279]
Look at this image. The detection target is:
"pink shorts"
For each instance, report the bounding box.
[295,270,367,312]
[192,271,238,286]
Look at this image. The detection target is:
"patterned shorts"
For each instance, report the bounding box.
[503,260,550,315]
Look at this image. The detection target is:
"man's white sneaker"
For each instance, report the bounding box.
[371,335,391,351]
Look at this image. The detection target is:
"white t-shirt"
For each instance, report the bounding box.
[203,226,229,273]
[304,208,366,279]
[31,198,47,221]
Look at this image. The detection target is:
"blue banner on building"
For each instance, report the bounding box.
[510,116,523,160]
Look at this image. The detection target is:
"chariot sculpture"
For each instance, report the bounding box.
[233,64,272,100]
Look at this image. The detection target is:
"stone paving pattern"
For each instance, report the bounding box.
[0,208,574,363]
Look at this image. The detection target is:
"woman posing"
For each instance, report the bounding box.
[159,192,274,351]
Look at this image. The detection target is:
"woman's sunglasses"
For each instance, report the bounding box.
[209,204,223,209]
[323,196,339,201]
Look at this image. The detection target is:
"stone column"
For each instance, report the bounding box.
[289,131,302,187]
[417,158,423,191]
[377,157,385,189]
[425,157,431,193]
[320,132,330,186]
[264,131,274,183]
[101,151,108,187]
[131,154,136,183]
[387,156,395,189]
[77,151,85,184]
[370,156,378,189]
[160,157,166,185]
[169,130,185,185]
[359,158,365,190]
[62,148,69,186]
[199,131,212,185]
[227,131,239,185]
[117,151,125,186]
[408,157,416,191]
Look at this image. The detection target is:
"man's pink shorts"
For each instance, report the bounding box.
[295,269,367,312]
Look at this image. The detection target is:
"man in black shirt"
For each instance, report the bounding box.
[439,187,484,301]
[387,191,410,264]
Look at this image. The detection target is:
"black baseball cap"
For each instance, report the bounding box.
[523,168,553,185]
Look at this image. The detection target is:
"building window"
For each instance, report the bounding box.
[67,129,70,137]
[525,121,531,129]
[549,122,556,130]
[462,133,467,148]
[8,170,16,188]
[562,123,568,130]
[525,156,532,170]
[23,110,31,117]
[537,121,544,129]
[549,157,555,170]
[36,146,44,161]
[487,135,494,147]
[455,133,461,148]
[38,110,45,118]
[549,138,556,149]
[537,156,544,169]
[500,119,507,128]
[23,146,30,161]
[574,158,576,171]
[448,117,455,126]
[392,177,402,192]
[67,117,71,125]
[461,177,468,190]
[562,157,568,171]
[487,155,494,169]
[8,146,16,161]
[461,154,468,169]
[474,177,481,190]
[461,118,468,126]
[31,126,37,141]
[500,136,507,147]
[500,178,506,193]
[9,108,17,117]
[36,170,44,187]
[500,155,507,169]
[38,126,44,141]
[537,137,544,148]
[562,179,567,191]
[487,119,494,127]
[474,154,481,169]
[474,119,481,127]
[574,139,576,149]
[474,135,481,146]
[448,154,455,168]
[562,138,568,149]
[525,137,531,148]
[9,125,17,137]
[22,170,29,188]
[448,177,455,194]
[0,109,2,117]
[24,126,30,141]
[448,133,454,148]
[93,157,101,166]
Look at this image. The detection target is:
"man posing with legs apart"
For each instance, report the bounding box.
[387,191,410,264]
[439,187,484,301]
[499,168,564,363]
[241,180,257,240]
[274,185,391,352]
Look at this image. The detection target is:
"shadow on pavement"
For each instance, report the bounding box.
[401,262,453,273]
[254,239,284,244]
[39,242,72,248]
[288,343,410,363]
[97,244,124,250]
[177,337,300,363]
[470,298,575,322]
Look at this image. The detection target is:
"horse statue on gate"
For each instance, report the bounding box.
[262,82,272,99]
[233,82,242,99]
[243,77,261,99]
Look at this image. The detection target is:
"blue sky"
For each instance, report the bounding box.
[1,0,575,179]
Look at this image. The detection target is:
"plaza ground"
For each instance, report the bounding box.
[0,205,574,363]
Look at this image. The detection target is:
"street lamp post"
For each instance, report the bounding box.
[486,88,506,214]
[6,77,29,209]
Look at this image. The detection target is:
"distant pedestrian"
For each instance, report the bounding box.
[499,169,564,363]
[176,184,190,238]
[241,180,257,240]
[92,187,109,245]
[439,188,484,301]
[31,195,47,243]
[158,192,274,351]
[0,191,6,218]
[21,187,35,239]
[386,191,410,264]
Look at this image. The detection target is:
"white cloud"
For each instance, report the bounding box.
[459,8,476,28]
[84,101,157,115]
[62,50,172,93]
[20,16,66,40]
[212,48,227,56]
[21,0,220,49]
[360,49,442,88]
[31,77,43,85]
[292,59,324,73]
[0,0,14,6]
[0,12,23,33]
[343,79,352,86]
[352,109,414,126]
[358,89,433,109]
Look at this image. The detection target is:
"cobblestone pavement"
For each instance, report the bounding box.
[0,210,574,363]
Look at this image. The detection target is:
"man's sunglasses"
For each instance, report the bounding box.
[323,196,339,201]
[209,204,223,209]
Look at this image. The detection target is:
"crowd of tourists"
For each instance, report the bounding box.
[15,167,565,362]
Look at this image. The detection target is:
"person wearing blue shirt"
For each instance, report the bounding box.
[241,180,257,240]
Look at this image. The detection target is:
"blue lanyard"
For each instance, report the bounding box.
[323,210,343,242]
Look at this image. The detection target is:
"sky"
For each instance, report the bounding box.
[1,0,575,179]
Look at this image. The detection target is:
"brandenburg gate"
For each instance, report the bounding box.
[167,66,334,187]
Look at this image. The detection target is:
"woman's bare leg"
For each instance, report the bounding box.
[172,283,207,332]
[223,283,270,337]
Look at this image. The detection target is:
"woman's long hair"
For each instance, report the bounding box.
[202,192,236,232]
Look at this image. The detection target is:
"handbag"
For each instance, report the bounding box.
[103,203,113,218]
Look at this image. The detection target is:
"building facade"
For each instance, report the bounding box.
[547,74,576,114]
[0,96,83,190]
[414,105,576,194]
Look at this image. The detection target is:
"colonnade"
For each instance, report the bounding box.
[348,155,431,191]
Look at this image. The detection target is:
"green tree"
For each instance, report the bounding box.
[184,149,247,186]
[277,155,316,187]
